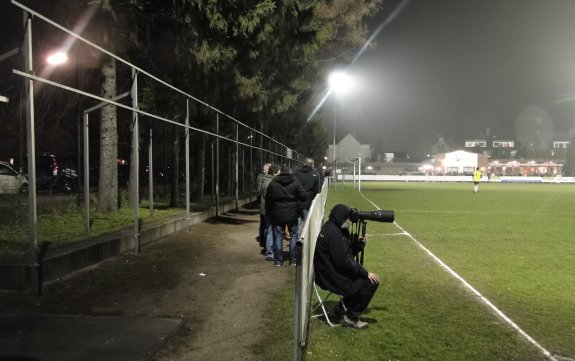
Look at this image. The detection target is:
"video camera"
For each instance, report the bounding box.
[349,208,394,223]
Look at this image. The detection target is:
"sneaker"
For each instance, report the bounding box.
[265,255,274,261]
[341,315,368,330]
[274,262,282,267]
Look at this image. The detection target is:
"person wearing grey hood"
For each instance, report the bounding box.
[313,204,380,329]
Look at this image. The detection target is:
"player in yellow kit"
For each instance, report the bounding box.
[472,167,482,193]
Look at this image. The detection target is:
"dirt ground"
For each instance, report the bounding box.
[0,206,293,360]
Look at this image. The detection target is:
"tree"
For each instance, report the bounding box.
[514,105,553,159]
[295,118,328,163]
[12,0,383,206]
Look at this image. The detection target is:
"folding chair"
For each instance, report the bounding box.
[311,282,346,327]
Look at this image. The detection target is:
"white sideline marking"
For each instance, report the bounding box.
[555,356,575,361]
[360,193,559,361]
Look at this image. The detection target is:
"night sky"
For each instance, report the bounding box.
[338,0,575,152]
[3,1,575,155]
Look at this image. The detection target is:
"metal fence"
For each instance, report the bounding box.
[294,179,329,361]
[5,0,306,293]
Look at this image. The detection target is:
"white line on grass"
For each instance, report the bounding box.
[360,192,559,361]
[398,209,575,216]
[555,356,575,361]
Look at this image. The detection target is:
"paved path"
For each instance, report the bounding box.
[0,206,292,361]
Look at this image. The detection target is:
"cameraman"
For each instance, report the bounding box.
[314,204,379,329]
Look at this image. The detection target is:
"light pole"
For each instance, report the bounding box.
[46,49,82,205]
[328,70,354,185]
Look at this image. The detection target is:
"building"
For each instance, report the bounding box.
[432,150,489,175]
[326,133,371,164]
[327,131,569,177]
[488,160,563,176]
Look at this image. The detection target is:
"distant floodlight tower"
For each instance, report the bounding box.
[328,70,354,184]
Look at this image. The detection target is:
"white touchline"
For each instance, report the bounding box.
[361,193,559,361]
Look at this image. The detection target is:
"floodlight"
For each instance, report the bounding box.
[46,51,68,65]
[328,71,354,95]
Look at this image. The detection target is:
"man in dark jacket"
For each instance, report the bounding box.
[259,164,280,260]
[294,158,321,220]
[265,166,307,266]
[314,204,380,329]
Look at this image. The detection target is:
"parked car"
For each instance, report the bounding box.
[0,161,28,194]
[26,152,79,193]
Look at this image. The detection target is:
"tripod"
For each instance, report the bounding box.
[351,220,368,265]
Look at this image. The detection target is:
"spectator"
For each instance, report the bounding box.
[256,163,271,246]
[259,164,280,260]
[295,158,321,221]
[265,165,307,266]
[314,204,379,329]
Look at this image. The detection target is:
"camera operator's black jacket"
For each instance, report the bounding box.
[314,205,369,296]
[294,165,321,210]
[265,173,307,225]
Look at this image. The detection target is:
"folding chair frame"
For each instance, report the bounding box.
[310,283,346,327]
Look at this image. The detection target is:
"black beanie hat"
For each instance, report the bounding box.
[329,204,350,226]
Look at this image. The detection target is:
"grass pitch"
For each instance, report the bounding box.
[304,181,575,361]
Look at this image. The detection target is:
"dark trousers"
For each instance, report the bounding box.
[342,279,379,320]
[258,214,267,246]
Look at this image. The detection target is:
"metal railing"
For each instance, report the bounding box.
[8,0,306,294]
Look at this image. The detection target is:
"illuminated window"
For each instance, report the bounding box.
[465,140,486,148]
[553,141,569,149]
[493,141,514,148]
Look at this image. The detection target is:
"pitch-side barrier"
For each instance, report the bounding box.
[339,174,575,183]
[293,179,329,361]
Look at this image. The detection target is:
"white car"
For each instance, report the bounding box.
[0,161,28,194]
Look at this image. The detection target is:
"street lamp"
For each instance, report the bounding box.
[328,70,354,184]
[46,51,68,65]
[46,48,82,205]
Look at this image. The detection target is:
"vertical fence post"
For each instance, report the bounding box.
[216,114,220,215]
[185,99,190,228]
[211,142,214,203]
[83,112,90,233]
[131,69,140,254]
[148,128,154,215]
[23,13,40,295]
[260,131,264,165]
[228,144,232,197]
[250,131,253,201]
[235,123,239,211]
[294,241,304,361]
[242,149,245,197]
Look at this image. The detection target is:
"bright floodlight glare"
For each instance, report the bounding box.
[328,71,354,95]
[46,51,68,65]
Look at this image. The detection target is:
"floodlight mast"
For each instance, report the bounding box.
[328,71,353,187]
